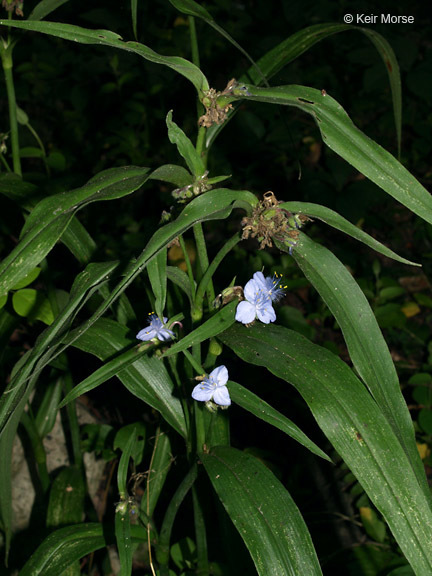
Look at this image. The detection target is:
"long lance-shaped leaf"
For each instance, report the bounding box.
[228,380,330,462]
[289,233,430,500]
[220,323,432,575]
[6,189,256,414]
[0,166,149,296]
[28,0,70,21]
[19,523,147,576]
[207,23,401,153]
[162,300,238,357]
[0,173,97,265]
[53,190,256,362]
[70,318,187,438]
[147,248,167,321]
[0,19,209,93]
[202,446,323,576]
[168,0,267,86]
[246,23,401,153]
[280,201,419,266]
[229,85,432,225]
[59,342,157,408]
[0,261,119,435]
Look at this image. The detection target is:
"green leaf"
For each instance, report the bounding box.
[0,261,119,435]
[0,19,209,93]
[207,23,401,154]
[46,467,86,527]
[117,428,137,498]
[61,217,97,264]
[290,233,429,500]
[148,248,167,320]
[162,301,237,358]
[114,422,146,467]
[58,343,155,407]
[11,267,41,289]
[202,446,323,576]
[228,380,330,462]
[280,201,419,267]
[19,523,147,576]
[220,323,432,575]
[141,429,172,519]
[166,110,205,178]
[232,85,432,225]
[249,24,400,152]
[166,266,195,305]
[169,0,266,86]
[115,502,133,576]
[35,378,62,437]
[12,289,54,325]
[0,166,149,297]
[0,294,8,310]
[28,0,70,21]
[56,189,257,365]
[71,318,187,438]
[149,164,193,188]
[359,506,387,543]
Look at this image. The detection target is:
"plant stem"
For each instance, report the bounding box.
[188,16,200,69]
[63,371,83,470]
[156,463,198,575]
[1,37,21,176]
[193,232,242,320]
[193,223,215,309]
[20,411,50,493]
[178,234,196,300]
[192,485,209,575]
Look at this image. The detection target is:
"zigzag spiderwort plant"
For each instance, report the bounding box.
[1,1,432,575]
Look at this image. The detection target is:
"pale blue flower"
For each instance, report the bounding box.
[253,271,286,303]
[136,314,175,342]
[191,365,231,406]
[235,278,276,325]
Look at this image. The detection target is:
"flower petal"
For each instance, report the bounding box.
[252,271,266,287]
[157,328,175,341]
[243,278,260,303]
[192,383,214,402]
[235,300,256,324]
[210,365,229,386]
[256,303,276,324]
[136,328,156,341]
[212,385,231,406]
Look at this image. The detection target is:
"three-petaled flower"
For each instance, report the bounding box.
[235,278,276,325]
[252,271,286,303]
[136,314,175,342]
[191,365,231,407]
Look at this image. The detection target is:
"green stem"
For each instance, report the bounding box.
[193,223,215,309]
[1,41,21,176]
[0,152,12,172]
[182,349,203,374]
[188,16,200,68]
[192,485,209,575]
[178,235,196,300]
[63,372,83,470]
[156,463,198,575]
[192,232,242,320]
[183,350,206,453]
[20,411,50,493]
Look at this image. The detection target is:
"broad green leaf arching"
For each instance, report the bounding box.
[0,19,209,93]
[232,85,432,225]
[202,446,323,576]
[220,323,432,575]
[289,232,429,500]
